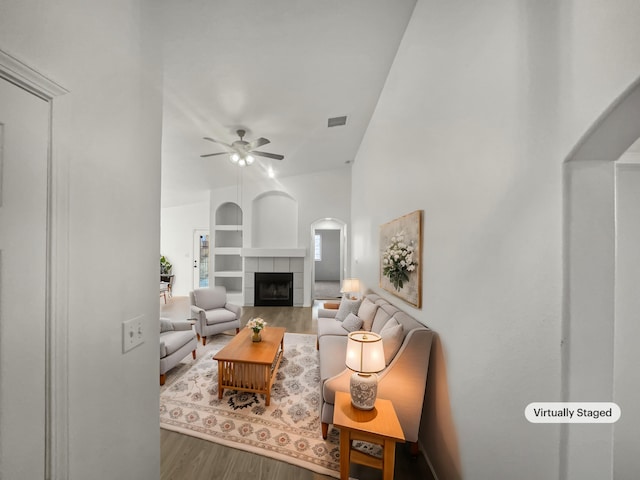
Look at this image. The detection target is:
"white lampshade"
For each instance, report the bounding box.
[345,331,385,374]
[245,154,255,165]
[230,153,240,163]
[340,278,361,297]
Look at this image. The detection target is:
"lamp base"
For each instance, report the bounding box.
[350,372,378,410]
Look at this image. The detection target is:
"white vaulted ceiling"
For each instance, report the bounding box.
[160,0,416,207]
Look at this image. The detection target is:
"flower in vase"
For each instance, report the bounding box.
[246,317,267,334]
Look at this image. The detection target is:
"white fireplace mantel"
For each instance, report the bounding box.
[241,248,306,257]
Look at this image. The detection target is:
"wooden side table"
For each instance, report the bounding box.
[333,391,405,480]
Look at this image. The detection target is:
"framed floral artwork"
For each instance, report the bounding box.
[380,210,423,308]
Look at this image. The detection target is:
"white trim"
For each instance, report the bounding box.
[0,49,67,100]
[0,47,69,479]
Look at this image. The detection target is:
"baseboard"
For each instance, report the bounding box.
[419,440,440,480]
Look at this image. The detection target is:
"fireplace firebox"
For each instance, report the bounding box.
[254,272,294,306]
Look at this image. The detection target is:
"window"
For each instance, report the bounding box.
[314,234,322,261]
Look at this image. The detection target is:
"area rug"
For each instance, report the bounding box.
[160,332,343,478]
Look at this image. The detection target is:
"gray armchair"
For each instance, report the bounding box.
[160,318,197,385]
[189,287,241,345]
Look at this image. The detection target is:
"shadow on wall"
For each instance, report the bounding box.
[421,334,462,480]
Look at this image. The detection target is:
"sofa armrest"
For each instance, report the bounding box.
[159,340,167,358]
[190,305,206,320]
[318,309,338,319]
[225,302,242,318]
[171,321,193,331]
[322,368,352,405]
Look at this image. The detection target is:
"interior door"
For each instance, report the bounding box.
[193,229,209,289]
[0,77,49,478]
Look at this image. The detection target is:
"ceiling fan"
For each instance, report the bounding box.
[201,129,284,166]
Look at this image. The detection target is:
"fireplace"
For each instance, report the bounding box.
[254,272,294,306]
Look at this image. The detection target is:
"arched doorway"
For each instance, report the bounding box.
[310,218,347,301]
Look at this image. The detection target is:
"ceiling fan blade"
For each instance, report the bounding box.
[248,137,270,150]
[203,136,232,148]
[252,150,284,160]
[200,152,228,158]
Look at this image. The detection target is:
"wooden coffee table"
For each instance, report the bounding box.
[213,326,285,406]
[333,391,405,480]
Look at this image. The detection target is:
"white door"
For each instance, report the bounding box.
[0,77,49,478]
[193,229,210,289]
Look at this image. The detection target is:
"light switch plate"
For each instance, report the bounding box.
[122,315,144,353]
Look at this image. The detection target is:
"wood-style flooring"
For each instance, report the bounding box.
[160,296,434,480]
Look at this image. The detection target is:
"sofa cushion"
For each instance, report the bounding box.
[205,308,237,325]
[380,318,404,365]
[318,319,350,339]
[357,299,378,331]
[194,287,227,310]
[160,318,174,333]
[342,313,363,332]
[160,330,195,357]
[335,297,362,321]
[319,335,349,382]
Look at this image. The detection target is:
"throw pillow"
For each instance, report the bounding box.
[357,299,378,331]
[342,313,363,332]
[160,318,174,333]
[335,297,362,321]
[380,318,404,365]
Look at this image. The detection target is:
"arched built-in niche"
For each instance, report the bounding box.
[563,76,640,480]
[252,191,297,247]
[213,202,243,295]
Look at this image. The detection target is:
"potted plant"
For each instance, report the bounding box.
[160,255,173,275]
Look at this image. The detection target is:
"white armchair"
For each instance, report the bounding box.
[189,287,241,345]
[159,318,197,385]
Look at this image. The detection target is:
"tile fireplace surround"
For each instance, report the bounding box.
[243,249,305,306]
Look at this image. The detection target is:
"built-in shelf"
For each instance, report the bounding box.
[213,270,243,277]
[241,248,306,257]
[214,247,241,255]
[215,225,243,231]
[214,203,243,296]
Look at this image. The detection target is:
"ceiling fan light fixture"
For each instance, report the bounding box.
[238,157,247,167]
[230,153,240,163]
[245,154,255,165]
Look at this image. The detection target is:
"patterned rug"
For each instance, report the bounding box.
[160,332,343,478]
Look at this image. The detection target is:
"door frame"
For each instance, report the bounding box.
[0,49,69,479]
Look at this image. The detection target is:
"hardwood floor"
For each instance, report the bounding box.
[160,297,434,480]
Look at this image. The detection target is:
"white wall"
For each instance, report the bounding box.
[0,1,163,478]
[350,0,640,479]
[161,200,210,296]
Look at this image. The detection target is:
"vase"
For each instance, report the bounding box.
[252,331,262,342]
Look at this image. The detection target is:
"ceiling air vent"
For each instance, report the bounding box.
[327,115,348,128]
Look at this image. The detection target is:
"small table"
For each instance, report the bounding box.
[333,391,405,480]
[213,326,285,406]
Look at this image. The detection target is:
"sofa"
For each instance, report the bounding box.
[159,318,198,385]
[317,293,434,452]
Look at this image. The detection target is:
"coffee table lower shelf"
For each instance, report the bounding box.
[216,351,283,406]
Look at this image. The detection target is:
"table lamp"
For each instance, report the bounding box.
[340,278,361,300]
[345,331,385,410]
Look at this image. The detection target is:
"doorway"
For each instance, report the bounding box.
[193,229,210,289]
[562,77,640,480]
[0,50,68,479]
[310,218,347,301]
